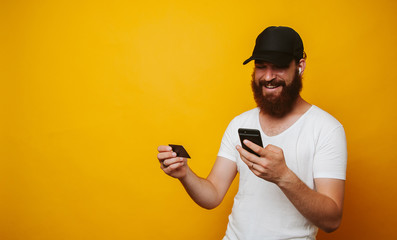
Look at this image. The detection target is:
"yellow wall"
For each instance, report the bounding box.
[1,0,396,239]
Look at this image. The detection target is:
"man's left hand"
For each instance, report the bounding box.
[236,140,290,184]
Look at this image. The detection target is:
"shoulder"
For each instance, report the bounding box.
[304,105,346,144]
[223,108,259,134]
[230,108,259,125]
[307,105,343,128]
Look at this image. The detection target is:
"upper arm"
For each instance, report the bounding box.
[314,178,345,215]
[206,156,238,203]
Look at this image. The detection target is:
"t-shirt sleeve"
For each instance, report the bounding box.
[313,125,347,180]
[217,120,239,162]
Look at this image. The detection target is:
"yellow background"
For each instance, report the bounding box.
[1,0,396,239]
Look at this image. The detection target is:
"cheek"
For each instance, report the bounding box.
[254,71,262,81]
[278,71,294,84]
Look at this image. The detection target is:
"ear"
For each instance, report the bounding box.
[298,59,306,75]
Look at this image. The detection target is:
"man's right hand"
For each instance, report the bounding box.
[157,146,238,209]
[157,145,188,179]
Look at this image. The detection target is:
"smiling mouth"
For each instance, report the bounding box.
[262,81,284,89]
[264,84,279,89]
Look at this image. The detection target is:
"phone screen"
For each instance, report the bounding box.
[238,128,263,157]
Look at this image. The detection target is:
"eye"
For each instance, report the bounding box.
[255,65,266,69]
[273,65,288,70]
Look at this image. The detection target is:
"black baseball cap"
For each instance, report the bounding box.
[243,26,304,66]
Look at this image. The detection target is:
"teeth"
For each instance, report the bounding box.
[265,85,277,89]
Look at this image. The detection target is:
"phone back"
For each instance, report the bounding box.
[238,128,263,157]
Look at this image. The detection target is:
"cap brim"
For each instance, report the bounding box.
[243,52,293,67]
[243,57,255,65]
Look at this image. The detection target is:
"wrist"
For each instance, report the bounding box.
[277,168,296,189]
[178,165,191,182]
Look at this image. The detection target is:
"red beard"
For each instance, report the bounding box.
[251,69,302,118]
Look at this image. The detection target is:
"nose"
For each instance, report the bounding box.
[262,68,276,82]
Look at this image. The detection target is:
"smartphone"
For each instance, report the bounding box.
[238,128,263,157]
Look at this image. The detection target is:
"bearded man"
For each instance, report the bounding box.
[157,26,347,240]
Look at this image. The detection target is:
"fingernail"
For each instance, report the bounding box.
[172,152,177,157]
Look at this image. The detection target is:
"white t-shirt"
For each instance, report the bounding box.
[218,106,347,240]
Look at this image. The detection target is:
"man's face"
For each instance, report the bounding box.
[251,60,302,117]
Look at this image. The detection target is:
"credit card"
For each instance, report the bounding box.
[168,144,191,159]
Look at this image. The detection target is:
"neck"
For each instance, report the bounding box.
[258,96,312,136]
[259,96,311,121]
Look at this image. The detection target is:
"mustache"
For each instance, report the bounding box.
[257,79,286,87]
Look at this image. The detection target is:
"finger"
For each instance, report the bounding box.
[238,154,250,166]
[239,153,265,172]
[264,144,283,154]
[157,145,173,152]
[162,157,184,167]
[251,168,262,177]
[236,145,260,164]
[157,151,177,161]
[237,145,268,168]
[237,148,254,166]
[162,161,185,173]
[238,150,266,175]
[243,140,266,156]
[239,154,250,166]
[168,161,185,171]
[251,161,266,172]
[161,160,175,170]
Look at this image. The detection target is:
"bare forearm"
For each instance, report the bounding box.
[278,170,343,232]
[179,167,222,209]
[236,141,345,232]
